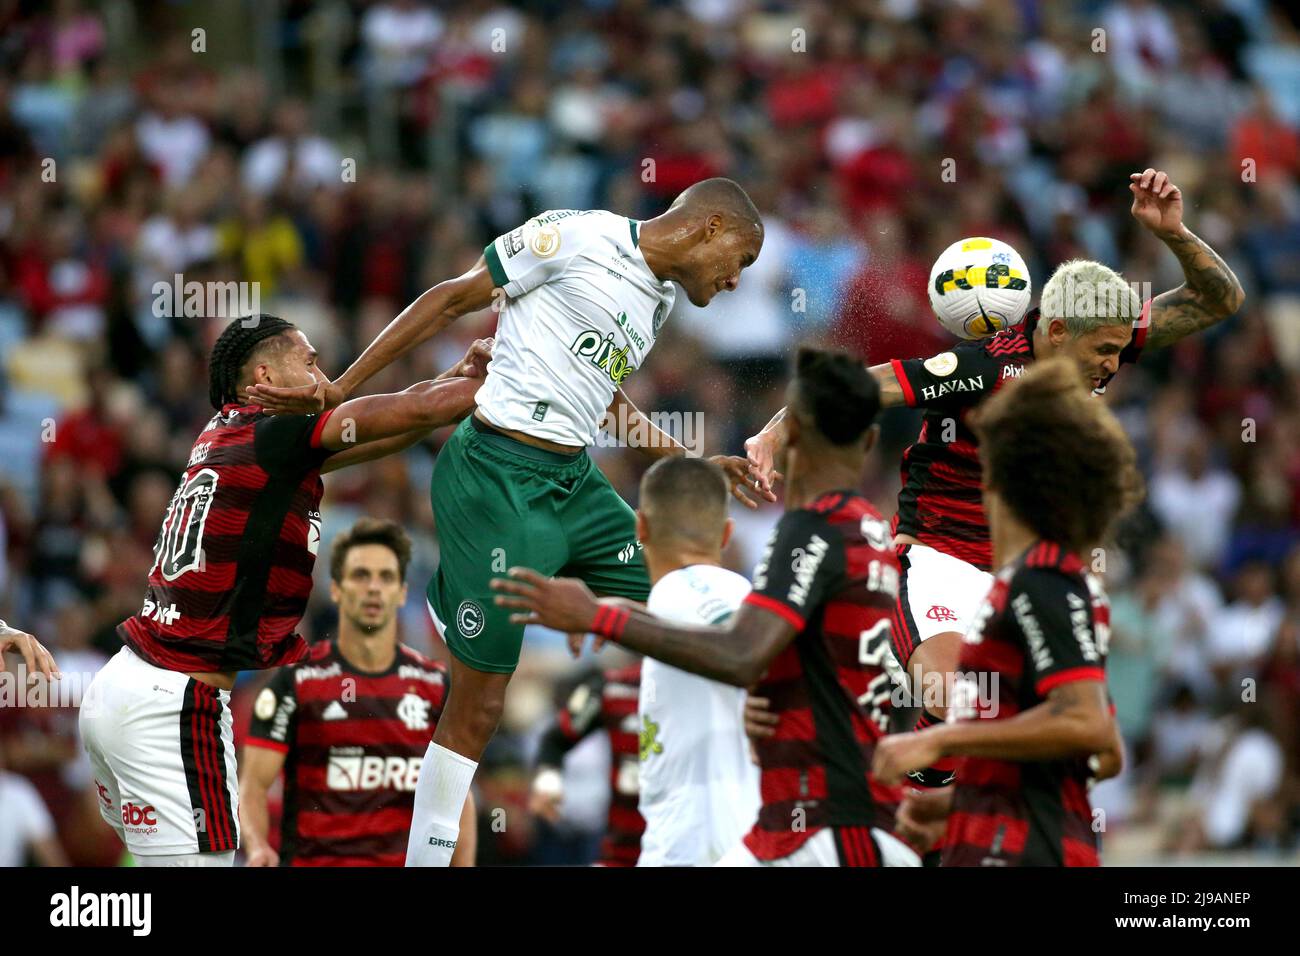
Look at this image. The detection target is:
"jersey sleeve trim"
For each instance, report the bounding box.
[484,241,509,288]
[743,591,806,631]
[309,407,336,449]
[1131,298,1151,355]
[243,735,290,754]
[1036,665,1106,696]
[889,358,918,407]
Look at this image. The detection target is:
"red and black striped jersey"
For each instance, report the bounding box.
[244,639,450,867]
[943,541,1111,867]
[741,491,905,864]
[889,307,1148,571]
[118,403,337,673]
[539,663,644,867]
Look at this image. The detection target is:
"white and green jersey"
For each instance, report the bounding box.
[478,209,676,446]
[638,564,760,867]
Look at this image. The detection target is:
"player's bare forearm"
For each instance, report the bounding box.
[1145,226,1245,349]
[237,745,284,858]
[321,425,433,474]
[335,260,497,399]
[319,376,480,451]
[491,570,796,686]
[931,680,1114,761]
[606,602,796,687]
[605,388,684,460]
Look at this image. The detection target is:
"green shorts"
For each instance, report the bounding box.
[427,416,649,674]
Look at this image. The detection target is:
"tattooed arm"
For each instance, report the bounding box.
[1130,169,1245,350]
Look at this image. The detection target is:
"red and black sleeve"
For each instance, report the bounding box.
[253,410,338,476]
[245,666,299,753]
[889,341,1002,409]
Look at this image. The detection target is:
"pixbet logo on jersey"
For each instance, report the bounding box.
[121,802,159,835]
[326,750,423,792]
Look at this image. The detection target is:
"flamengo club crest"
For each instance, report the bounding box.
[926,605,958,623]
[396,692,430,731]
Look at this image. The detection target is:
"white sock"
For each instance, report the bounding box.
[406,741,477,867]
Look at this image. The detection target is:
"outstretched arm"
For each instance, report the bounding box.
[873,680,1115,784]
[744,362,905,493]
[316,376,481,454]
[321,338,494,473]
[1130,168,1246,350]
[605,389,774,508]
[249,260,498,413]
[491,570,797,687]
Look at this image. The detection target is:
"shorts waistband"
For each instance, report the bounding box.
[469,414,587,466]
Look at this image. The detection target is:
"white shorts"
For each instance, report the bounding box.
[79,646,240,858]
[891,544,994,668]
[715,827,921,867]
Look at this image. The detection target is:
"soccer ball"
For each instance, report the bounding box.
[928,237,1032,339]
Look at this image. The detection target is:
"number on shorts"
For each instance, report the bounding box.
[154,468,219,581]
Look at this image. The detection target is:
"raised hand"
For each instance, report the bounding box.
[1129,168,1183,238]
[0,621,59,679]
[247,378,345,416]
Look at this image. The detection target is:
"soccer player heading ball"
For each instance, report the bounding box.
[746,168,1244,789]
[248,178,768,867]
[873,357,1143,866]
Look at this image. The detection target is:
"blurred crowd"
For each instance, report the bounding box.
[0,0,1298,865]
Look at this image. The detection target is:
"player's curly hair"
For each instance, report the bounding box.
[329,517,413,583]
[207,314,297,410]
[793,346,882,446]
[973,358,1144,554]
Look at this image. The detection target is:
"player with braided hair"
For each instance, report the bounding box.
[79,314,491,867]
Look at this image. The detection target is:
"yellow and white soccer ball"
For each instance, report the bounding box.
[928,237,1032,339]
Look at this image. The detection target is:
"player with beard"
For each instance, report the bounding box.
[240,518,476,867]
[873,358,1138,866]
[744,169,1243,788]
[78,316,489,867]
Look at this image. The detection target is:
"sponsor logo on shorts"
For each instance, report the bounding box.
[926,605,958,622]
[121,802,159,836]
[457,600,485,638]
[95,780,112,808]
[427,836,457,848]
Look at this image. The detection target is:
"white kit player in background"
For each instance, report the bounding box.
[640,563,759,866]
[565,455,759,867]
